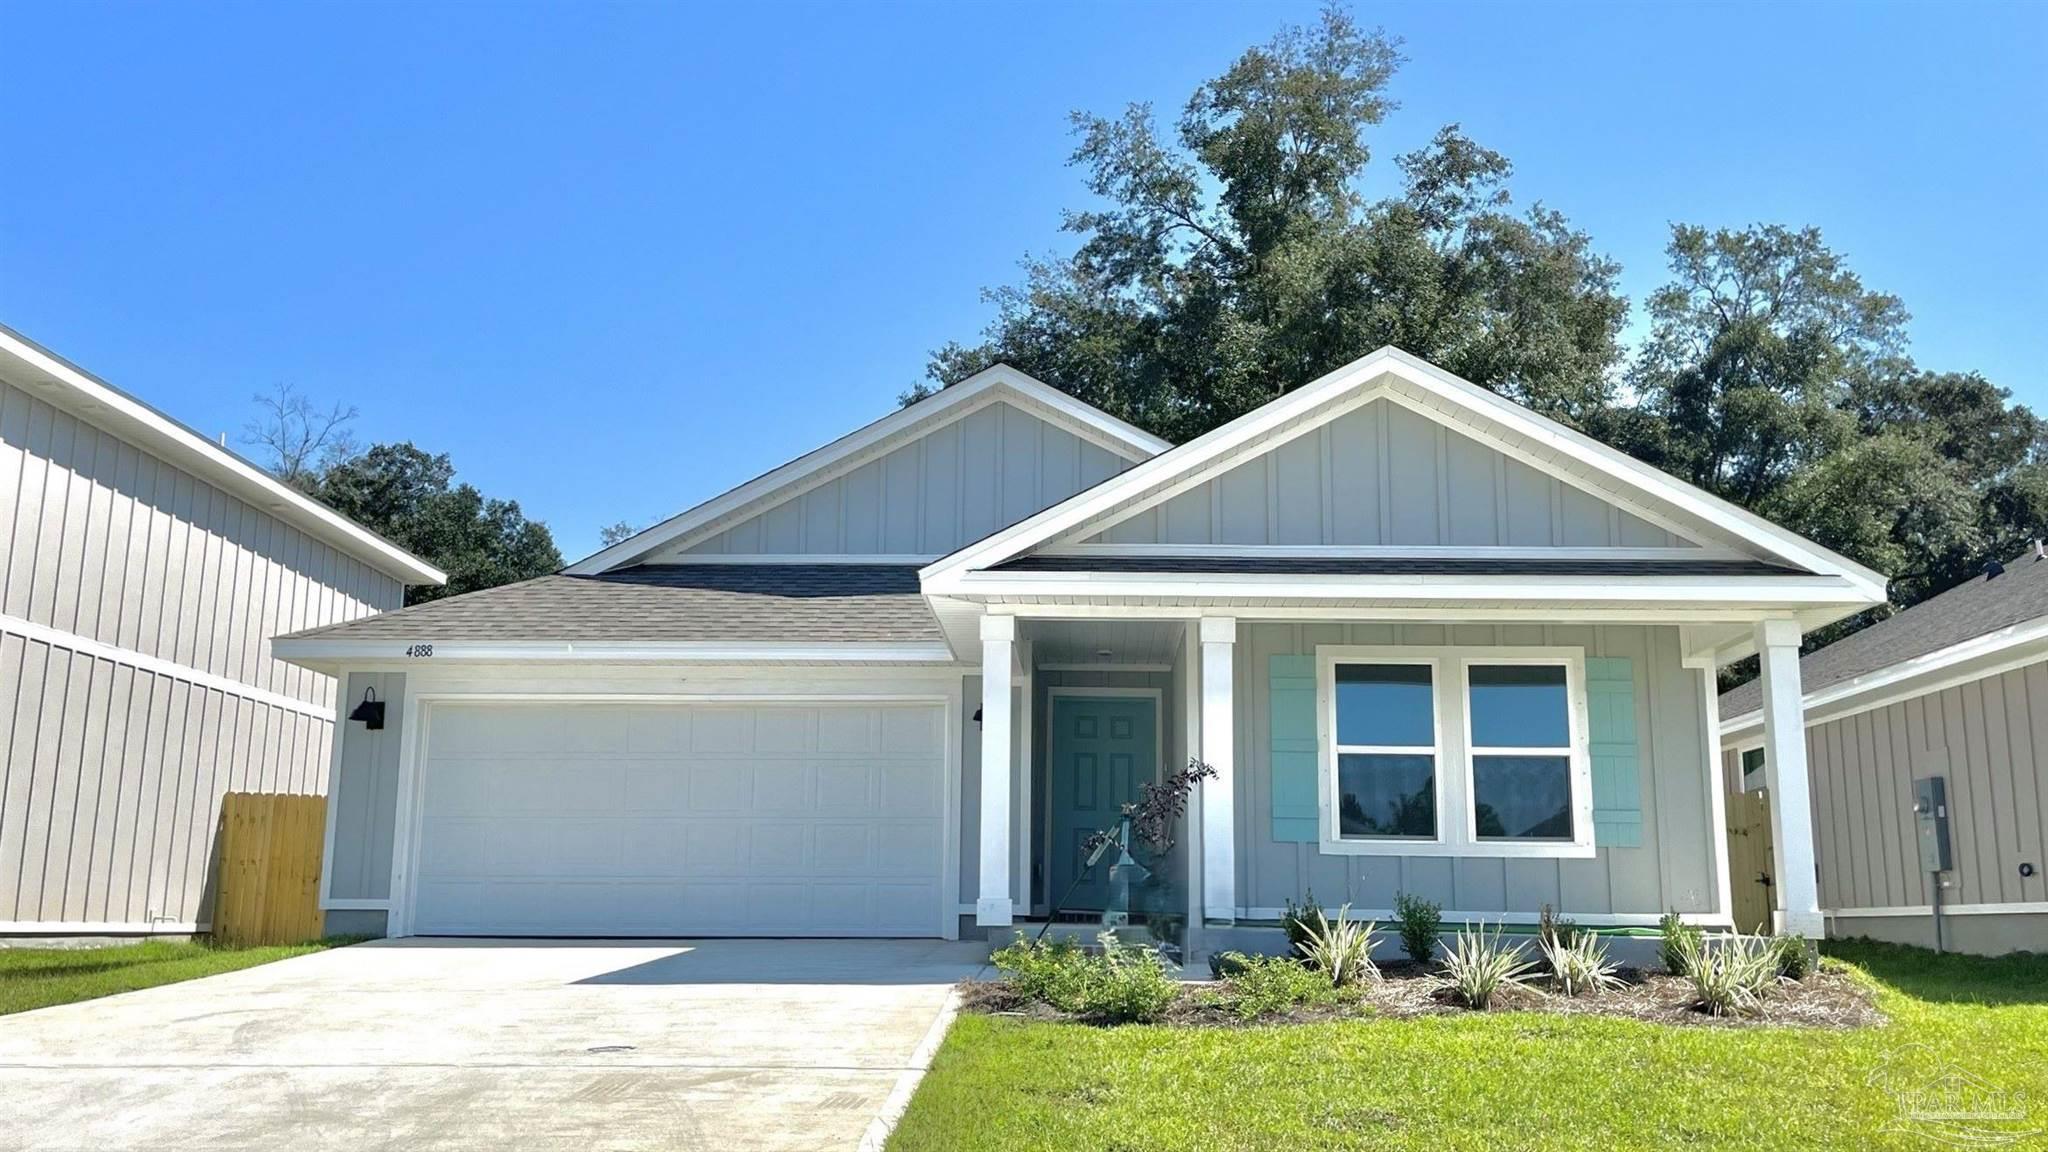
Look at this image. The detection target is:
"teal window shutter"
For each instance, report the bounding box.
[1269,654,1319,843]
[1585,657,1642,848]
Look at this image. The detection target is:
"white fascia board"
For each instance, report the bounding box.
[0,326,447,587]
[271,638,960,666]
[563,365,1167,576]
[921,347,1888,599]
[1718,618,2048,740]
[930,570,1875,606]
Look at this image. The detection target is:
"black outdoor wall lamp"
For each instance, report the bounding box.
[348,686,386,730]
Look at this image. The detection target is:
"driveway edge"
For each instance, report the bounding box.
[855,984,962,1152]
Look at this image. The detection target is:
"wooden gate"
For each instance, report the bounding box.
[214,793,326,947]
[1725,786,1776,934]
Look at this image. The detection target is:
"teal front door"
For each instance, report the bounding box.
[1047,694,1158,913]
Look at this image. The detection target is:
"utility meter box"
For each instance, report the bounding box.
[1913,776,1952,873]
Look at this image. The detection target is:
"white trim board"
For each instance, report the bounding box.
[274,638,961,666]
[0,920,210,935]
[0,325,446,586]
[565,365,1168,575]
[1828,903,2048,918]
[1720,618,2048,739]
[922,347,1886,608]
[2,611,335,720]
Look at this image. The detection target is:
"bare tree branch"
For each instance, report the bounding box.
[243,384,359,491]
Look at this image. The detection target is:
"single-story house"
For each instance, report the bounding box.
[275,347,1886,951]
[0,325,445,937]
[1720,550,2048,955]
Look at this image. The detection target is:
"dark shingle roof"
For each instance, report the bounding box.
[279,564,943,645]
[1720,550,2048,719]
[995,555,1806,577]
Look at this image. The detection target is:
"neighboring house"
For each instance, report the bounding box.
[0,326,444,937]
[1720,552,2048,955]
[275,348,1885,951]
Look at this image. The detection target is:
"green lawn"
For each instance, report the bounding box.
[0,937,351,1016]
[890,941,2048,1151]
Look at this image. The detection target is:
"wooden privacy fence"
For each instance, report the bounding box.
[214,792,326,947]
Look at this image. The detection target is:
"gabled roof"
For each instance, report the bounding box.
[1721,548,2048,726]
[922,347,1889,603]
[564,363,1170,575]
[0,323,447,586]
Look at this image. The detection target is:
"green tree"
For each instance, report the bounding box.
[917,6,1627,441]
[1621,224,1904,508]
[314,442,564,605]
[1627,224,2047,610]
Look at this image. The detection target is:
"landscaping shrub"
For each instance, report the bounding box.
[1217,954,1336,1020]
[990,931,1179,1024]
[1539,930,1621,996]
[1281,893,1329,959]
[1437,921,1535,1009]
[1087,932,1180,1023]
[1537,903,1580,950]
[1297,904,1381,987]
[990,934,1094,1013]
[1659,910,1705,976]
[1393,892,1442,964]
[1206,950,1253,980]
[1773,933,1816,980]
[1676,932,1778,1016]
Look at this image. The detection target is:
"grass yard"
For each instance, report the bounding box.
[889,941,2048,1151]
[0,937,350,1016]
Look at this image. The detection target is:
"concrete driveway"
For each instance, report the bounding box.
[1,938,988,1152]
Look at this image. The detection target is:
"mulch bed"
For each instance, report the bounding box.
[960,961,1884,1030]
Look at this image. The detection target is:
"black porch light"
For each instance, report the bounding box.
[348,686,386,730]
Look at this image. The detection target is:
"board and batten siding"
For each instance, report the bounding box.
[1797,662,2048,913]
[1087,398,1687,548]
[1234,622,1722,918]
[0,378,405,930]
[671,400,1137,559]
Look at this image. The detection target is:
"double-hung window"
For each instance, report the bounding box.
[1319,646,1593,858]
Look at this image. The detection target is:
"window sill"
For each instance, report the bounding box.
[1318,838,1597,860]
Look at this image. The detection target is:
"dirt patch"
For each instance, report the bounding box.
[962,962,1884,1030]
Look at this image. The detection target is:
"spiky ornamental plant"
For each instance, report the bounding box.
[1678,932,1779,1016]
[1297,903,1382,987]
[1436,921,1537,1009]
[1540,931,1622,997]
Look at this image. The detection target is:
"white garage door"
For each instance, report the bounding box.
[409,699,948,937]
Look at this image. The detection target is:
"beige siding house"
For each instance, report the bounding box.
[1721,553,2048,955]
[0,326,443,936]
[279,350,1883,956]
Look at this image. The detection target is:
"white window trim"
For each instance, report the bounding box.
[1316,645,1595,859]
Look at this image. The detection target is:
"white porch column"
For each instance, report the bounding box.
[1756,617,1823,938]
[977,615,1015,927]
[1199,616,1237,923]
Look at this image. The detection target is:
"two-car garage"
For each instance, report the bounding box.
[403,699,951,938]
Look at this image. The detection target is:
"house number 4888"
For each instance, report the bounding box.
[404,644,434,658]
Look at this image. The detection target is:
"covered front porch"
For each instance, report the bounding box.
[966,607,1830,956]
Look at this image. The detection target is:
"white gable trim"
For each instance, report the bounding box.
[564,365,1168,575]
[921,347,1886,600]
[0,325,447,586]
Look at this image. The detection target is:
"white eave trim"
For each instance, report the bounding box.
[934,570,1874,605]
[0,325,447,586]
[920,346,1887,602]
[1719,616,2048,739]
[271,638,961,665]
[564,364,1168,575]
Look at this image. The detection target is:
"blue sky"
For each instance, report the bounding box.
[4,1,2043,560]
